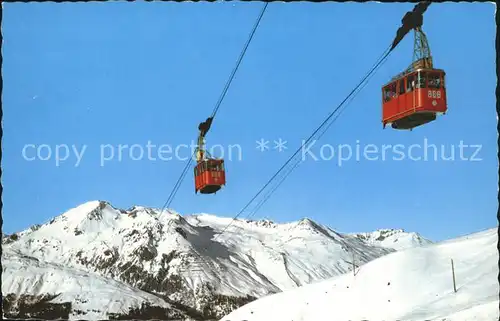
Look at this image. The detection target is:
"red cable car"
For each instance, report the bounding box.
[193,117,226,194]
[194,158,226,194]
[382,67,447,130]
[382,27,447,130]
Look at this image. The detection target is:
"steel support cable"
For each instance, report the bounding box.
[212,45,394,242]
[160,150,197,215]
[210,2,269,120]
[245,67,379,222]
[245,48,393,226]
[245,157,302,221]
[158,3,269,215]
[245,52,389,220]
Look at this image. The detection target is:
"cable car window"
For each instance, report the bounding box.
[428,73,442,89]
[406,74,415,92]
[417,71,427,88]
[398,78,405,95]
[383,87,390,102]
[383,83,396,102]
[208,162,218,171]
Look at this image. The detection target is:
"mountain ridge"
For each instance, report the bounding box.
[2,200,432,320]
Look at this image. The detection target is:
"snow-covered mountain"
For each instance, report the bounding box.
[349,228,433,250]
[221,227,499,321]
[2,247,187,320]
[2,200,430,320]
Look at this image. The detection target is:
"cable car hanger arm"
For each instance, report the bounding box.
[390,1,431,51]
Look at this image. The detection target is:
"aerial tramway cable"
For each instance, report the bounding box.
[212,1,434,242]
[212,45,394,242]
[158,3,269,215]
[244,46,393,222]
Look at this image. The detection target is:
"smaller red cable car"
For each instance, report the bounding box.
[193,117,226,194]
[382,67,447,130]
[194,158,226,194]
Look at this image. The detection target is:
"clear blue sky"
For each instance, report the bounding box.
[3,2,497,242]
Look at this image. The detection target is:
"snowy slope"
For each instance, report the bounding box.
[349,228,433,251]
[2,248,185,320]
[2,200,428,319]
[220,227,499,321]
